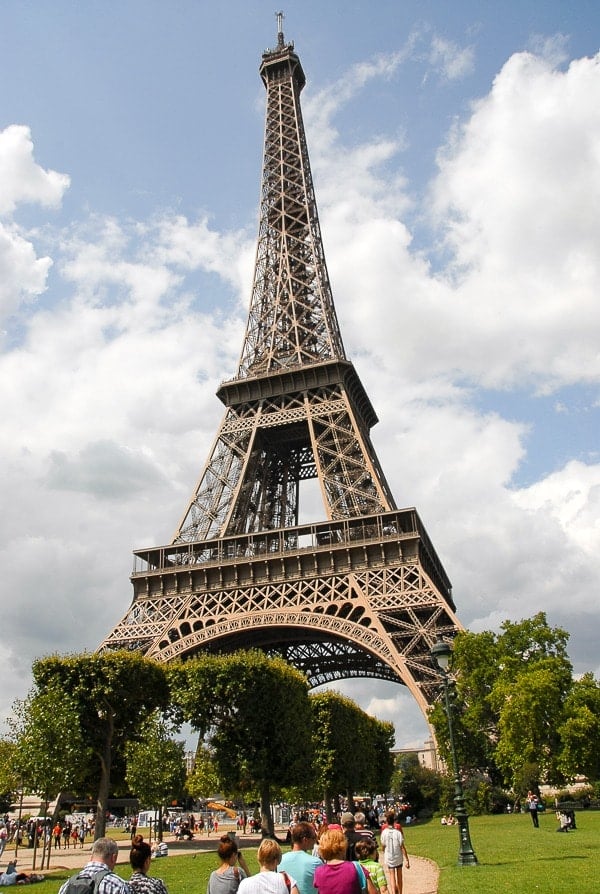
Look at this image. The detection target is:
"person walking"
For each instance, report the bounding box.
[380,812,409,894]
[238,839,298,894]
[0,826,7,858]
[279,822,321,894]
[314,829,375,894]
[527,792,540,828]
[355,840,387,894]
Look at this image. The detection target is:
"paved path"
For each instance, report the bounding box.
[7,835,439,894]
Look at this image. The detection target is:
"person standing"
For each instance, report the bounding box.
[129,835,168,894]
[279,822,321,894]
[340,813,374,862]
[58,837,132,894]
[0,825,8,858]
[314,829,376,894]
[380,812,409,894]
[207,835,251,894]
[238,840,298,894]
[527,792,539,828]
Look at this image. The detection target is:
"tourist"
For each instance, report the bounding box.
[238,839,297,894]
[380,812,409,894]
[207,835,251,894]
[314,829,373,894]
[355,840,387,894]
[129,835,168,894]
[278,822,321,894]
[58,837,132,894]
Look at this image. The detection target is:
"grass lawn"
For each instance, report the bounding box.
[405,809,599,894]
[29,842,259,894]
[29,811,600,894]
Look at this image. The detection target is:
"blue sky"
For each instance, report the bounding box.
[1,1,600,749]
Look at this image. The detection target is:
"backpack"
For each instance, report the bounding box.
[62,869,110,894]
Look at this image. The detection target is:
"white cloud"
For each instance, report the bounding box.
[0,125,69,322]
[0,125,69,215]
[429,35,475,81]
[0,222,53,320]
[427,51,600,389]
[513,460,600,556]
[308,45,600,717]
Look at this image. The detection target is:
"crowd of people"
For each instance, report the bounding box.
[0,817,95,854]
[203,808,412,894]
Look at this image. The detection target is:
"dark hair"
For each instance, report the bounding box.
[290,822,316,845]
[385,810,396,826]
[217,834,238,861]
[355,839,377,861]
[130,834,152,870]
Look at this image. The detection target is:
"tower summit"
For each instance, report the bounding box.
[101,21,462,720]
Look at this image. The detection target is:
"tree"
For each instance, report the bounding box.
[0,739,21,813]
[492,661,571,787]
[367,716,395,796]
[9,685,91,868]
[557,673,600,781]
[429,613,576,791]
[169,650,312,835]
[309,691,393,816]
[32,651,170,838]
[310,691,360,818]
[125,713,186,840]
[185,745,222,803]
[391,752,444,816]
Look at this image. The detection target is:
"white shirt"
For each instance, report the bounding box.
[380,827,405,868]
[239,871,294,894]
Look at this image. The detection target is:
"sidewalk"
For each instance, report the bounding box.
[5,835,439,894]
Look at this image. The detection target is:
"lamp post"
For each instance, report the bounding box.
[430,637,478,866]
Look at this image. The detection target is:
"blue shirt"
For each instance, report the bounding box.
[279,850,321,894]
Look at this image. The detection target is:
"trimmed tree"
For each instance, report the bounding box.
[169,650,312,835]
[32,651,170,838]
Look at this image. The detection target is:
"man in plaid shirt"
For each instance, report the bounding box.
[58,838,132,894]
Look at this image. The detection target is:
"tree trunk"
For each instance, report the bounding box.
[95,712,114,840]
[324,790,335,823]
[259,779,274,836]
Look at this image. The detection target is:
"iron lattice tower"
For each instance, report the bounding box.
[101,20,462,718]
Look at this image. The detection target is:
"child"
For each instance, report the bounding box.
[355,840,388,894]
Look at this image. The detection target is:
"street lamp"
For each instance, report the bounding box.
[430,637,478,866]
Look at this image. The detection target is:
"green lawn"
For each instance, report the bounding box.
[405,810,599,894]
[28,811,600,894]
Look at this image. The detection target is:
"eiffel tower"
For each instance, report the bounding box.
[101,16,462,720]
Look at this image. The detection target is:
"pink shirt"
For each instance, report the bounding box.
[314,862,363,894]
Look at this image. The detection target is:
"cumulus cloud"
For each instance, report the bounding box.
[0,222,54,320]
[428,51,600,389]
[0,125,69,322]
[0,125,70,215]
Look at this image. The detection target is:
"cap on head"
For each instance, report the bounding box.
[341,812,355,827]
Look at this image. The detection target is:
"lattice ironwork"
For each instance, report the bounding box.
[101,22,462,723]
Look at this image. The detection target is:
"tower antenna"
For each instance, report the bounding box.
[276,10,284,48]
